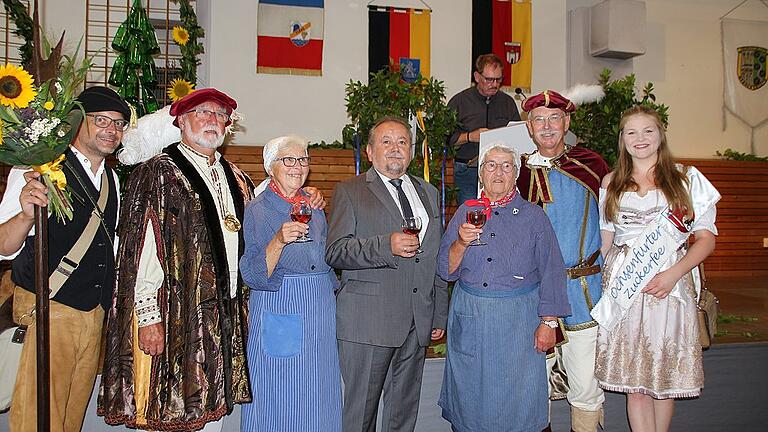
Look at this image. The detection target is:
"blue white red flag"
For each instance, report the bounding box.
[257,0,324,76]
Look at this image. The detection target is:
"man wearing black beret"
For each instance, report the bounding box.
[0,86,130,432]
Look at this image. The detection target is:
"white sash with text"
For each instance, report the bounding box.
[591,214,690,331]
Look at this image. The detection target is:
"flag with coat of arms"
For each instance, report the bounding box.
[257,0,324,76]
[368,6,431,82]
[472,0,532,91]
[722,17,768,153]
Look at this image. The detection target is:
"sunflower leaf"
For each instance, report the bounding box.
[0,106,21,124]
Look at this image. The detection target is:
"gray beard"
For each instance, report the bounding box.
[384,162,406,177]
[184,125,224,149]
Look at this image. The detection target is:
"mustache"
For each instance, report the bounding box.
[385,152,405,159]
[97,131,118,139]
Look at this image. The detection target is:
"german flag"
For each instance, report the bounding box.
[472,0,531,91]
[368,7,431,81]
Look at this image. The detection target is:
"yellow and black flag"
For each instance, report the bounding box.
[369,6,431,82]
[472,0,531,91]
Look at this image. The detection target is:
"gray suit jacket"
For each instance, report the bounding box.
[326,168,449,348]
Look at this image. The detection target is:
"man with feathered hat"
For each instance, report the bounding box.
[98,88,254,431]
[517,90,610,432]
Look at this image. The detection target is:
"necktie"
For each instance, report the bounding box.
[389,178,414,218]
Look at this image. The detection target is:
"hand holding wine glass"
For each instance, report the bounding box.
[401,216,423,254]
[290,201,313,243]
[466,209,487,246]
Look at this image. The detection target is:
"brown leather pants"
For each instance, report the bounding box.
[9,287,104,432]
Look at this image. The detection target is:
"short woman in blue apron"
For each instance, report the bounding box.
[437,146,571,432]
[239,136,341,432]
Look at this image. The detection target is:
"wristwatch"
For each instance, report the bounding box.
[540,319,558,329]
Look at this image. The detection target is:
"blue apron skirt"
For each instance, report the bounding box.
[241,271,342,432]
[438,282,548,432]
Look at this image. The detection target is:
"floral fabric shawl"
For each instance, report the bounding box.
[98,143,253,431]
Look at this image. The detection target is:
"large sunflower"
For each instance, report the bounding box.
[0,64,37,108]
[172,26,190,46]
[168,78,195,102]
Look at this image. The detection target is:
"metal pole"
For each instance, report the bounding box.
[354,132,361,176]
[34,203,50,431]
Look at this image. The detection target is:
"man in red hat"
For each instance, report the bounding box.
[98,88,254,431]
[517,90,610,432]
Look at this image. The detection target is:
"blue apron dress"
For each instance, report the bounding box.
[241,271,342,431]
[438,282,548,432]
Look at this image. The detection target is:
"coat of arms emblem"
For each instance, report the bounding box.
[289,21,311,47]
[737,46,767,90]
[399,58,421,83]
[504,42,522,65]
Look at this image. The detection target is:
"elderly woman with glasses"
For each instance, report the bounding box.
[239,136,341,431]
[437,144,571,432]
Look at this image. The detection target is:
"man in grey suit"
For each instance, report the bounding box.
[326,116,449,432]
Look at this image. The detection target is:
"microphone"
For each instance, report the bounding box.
[514,88,528,120]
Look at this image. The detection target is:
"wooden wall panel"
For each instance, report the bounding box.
[219,151,767,278]
[678,159,768,277]
[3,153,764,277]
[219,146,457,218]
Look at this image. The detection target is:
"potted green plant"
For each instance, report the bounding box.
[342,67,458,188]
[569,69,669,166]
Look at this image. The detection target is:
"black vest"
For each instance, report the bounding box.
[12,149,119,311]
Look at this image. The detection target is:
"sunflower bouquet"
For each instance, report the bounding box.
[0,59,89,222]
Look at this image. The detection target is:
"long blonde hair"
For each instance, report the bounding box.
[603,105,692,223]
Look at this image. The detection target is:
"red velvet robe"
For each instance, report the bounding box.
[518,145,610,204]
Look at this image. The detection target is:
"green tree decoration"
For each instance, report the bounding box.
[172,0,204,85]
[108,0,160,117]
[343,67,458,188]
[2,0,34,65]
[569,69,669,166]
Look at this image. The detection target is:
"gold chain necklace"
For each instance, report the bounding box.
[181,143,241,232]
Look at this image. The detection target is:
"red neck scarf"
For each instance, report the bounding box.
[269,180,307,204]
[465,189,517,220]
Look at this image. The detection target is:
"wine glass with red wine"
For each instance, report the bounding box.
[290,201,313,243]
[466,209,487,246]
[401,216,423,254]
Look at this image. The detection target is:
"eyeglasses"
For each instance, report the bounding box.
[185,108,231,124]
[86,114,129,131]
[481,75,503,83]
[481,161,516,173]
[277,156,311,167]
[531,113,566,124]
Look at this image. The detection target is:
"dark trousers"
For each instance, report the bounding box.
[338,324,426,432]
[453,162,478,206]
